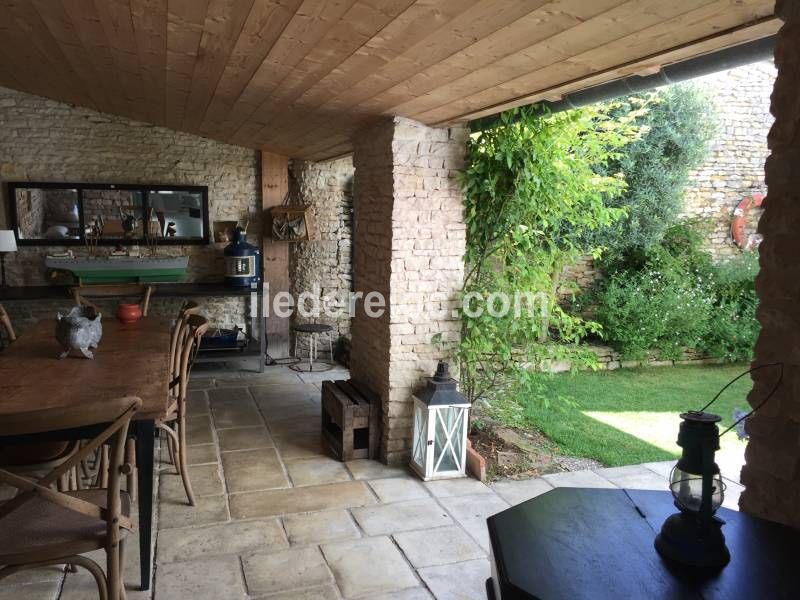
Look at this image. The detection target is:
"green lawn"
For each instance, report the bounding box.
[518,364,752,467]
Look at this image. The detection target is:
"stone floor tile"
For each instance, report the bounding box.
[273,432,330,460]
[437,493,509,523]
[321,537,419,599]
[437,493,509,552]
[642,461,675,479]
[0,581,62,600]
[368,477,429,503]
[345,459,409,481]
[266,412,323,435]
[157,555,246,600]
[230,481,376,519]
[297,369,351,384]
[283,509,361,546]
[242,547,332,596]
[218,426,274,451]
[286,457,352,486]
[187,414,214,445]
[351,498,452,536]
[157,519,287,564]
[491,477,554,506]
[418,559,491,600]
[158,494,228,530]
[61,567,148,600]
[188,378,214,391]
[188,443,218,465]
[250,383,320,403]
[211,398,263,429]
[393,525,486,568]
[159,465,224,500]
[208,386,253,403]
[221,448,289,492]
[424,478,492,498]
[0,566,63,585]
[364,589,435,600]
[542,469,617,489]
[238,368,304,385]
[594,465,668,490]
[723,478,744,511]
[254,584,341,600]
[187,390,209,415]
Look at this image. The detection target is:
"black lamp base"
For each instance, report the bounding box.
[655,511,730,570]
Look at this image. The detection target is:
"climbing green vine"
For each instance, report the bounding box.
[458,105,642,406]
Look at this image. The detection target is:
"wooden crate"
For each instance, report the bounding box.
[321,379,379,461]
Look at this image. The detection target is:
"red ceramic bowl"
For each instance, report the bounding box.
[117,303,143,324]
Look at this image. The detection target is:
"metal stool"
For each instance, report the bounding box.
[290,323,334,372]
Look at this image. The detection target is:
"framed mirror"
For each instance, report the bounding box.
[12,186,81,241]
[6,182,209,245]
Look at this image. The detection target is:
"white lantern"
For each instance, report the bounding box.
[410,362,471,481]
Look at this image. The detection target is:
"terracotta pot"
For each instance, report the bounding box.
[116,303,142,324]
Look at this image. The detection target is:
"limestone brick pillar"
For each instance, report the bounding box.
[738,0,800,528]
[351,117,467,464]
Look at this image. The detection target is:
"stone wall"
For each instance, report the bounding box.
[288,157,354,355]
[681,61,776,260]
[351,117,467,464]
[0,85,259,332]
[739,1,800,529]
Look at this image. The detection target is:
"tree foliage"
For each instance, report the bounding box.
[594,84,715,266]
[458,105,641,404]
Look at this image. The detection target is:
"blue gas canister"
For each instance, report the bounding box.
[224,227,261,287]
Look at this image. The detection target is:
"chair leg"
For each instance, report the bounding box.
[177,408,196,506]
[125,438,137,503]
[119,538,128,600]
[107,539,120,600]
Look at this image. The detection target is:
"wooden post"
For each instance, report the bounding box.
[261,151,290,359]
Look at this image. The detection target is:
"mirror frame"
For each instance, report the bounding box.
[6,181,210,246]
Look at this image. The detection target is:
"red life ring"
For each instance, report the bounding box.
[731,193,765,250]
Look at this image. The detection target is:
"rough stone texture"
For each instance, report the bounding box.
[739,5,800,529]
[289,157,354,353]
[681,61,775,260]
[0,85,259,333]
[350,117,467,464]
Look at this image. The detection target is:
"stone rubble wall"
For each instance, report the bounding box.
[543,345,721,373]
[288,157,354,356]
[351,117,467,465]
[0,86,259,332]
[681,60,776,260]
[739,1,800,529]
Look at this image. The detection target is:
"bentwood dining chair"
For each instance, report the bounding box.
[0,396,141,600]
[0,303,14,347]
[157,313,209,505]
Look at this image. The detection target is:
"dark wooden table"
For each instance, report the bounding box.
[487,487,800,600]
[0,316,170,591]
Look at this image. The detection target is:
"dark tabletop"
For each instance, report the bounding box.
[487,488,800,600]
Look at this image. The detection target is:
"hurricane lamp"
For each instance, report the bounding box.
[655,411,730,569]
[410,361,470,481]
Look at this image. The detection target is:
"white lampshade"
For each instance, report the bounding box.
[0,230,17,253]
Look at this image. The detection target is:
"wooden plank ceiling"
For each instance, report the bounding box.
[0,0,778,160]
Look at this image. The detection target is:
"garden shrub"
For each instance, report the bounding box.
[702,253,760,362]
[594,85,715,265]
[593,223,760,362]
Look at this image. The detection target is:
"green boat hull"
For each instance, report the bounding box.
[45,257,189,284]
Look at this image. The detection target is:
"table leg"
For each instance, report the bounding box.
[134,419,155,591]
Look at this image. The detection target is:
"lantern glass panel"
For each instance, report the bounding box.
[669,467,724,512]
[412,403,428,468]
[433,407,463,473]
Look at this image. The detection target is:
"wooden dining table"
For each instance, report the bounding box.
[0,315,171,591]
